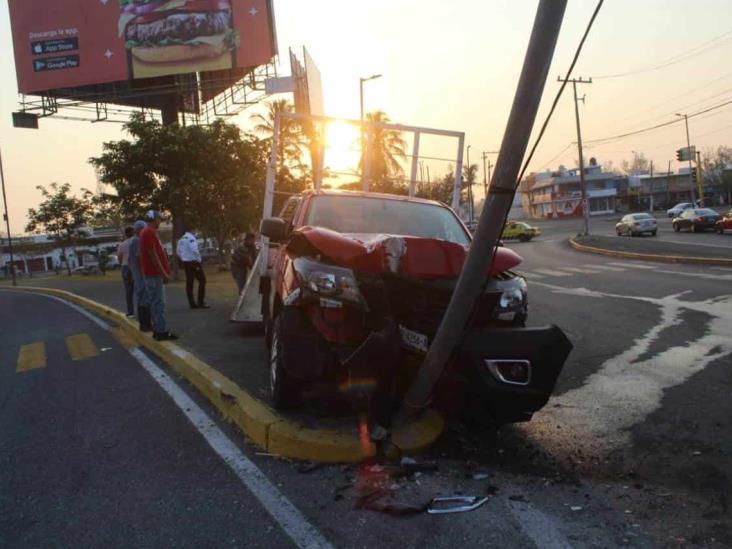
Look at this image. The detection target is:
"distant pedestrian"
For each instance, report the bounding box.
[139,210,178,341]
[176,224,209,310]
[129,220,151,332]
[117,226,135,317]
[230,232,257,294]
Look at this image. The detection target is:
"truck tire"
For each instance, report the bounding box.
[269,312,301,409]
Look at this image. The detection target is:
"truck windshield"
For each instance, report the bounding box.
[305,195,471,245]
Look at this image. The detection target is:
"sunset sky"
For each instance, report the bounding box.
[2,0,732,233]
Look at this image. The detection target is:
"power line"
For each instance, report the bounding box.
[585,97,732,145]
[517,0,605,184]
[535,142,574,171]
[611,70,732,127]
[594,29,732,79]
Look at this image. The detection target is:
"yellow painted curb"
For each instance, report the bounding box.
[569,237,732,267]
[5,287,444,463]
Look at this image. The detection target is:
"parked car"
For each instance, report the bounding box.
[259,190,572,425]
[667,202,694,218]
[715,210,732,234]
[616,213,657,236]
[672,208,721,232]
[503,221,541,242]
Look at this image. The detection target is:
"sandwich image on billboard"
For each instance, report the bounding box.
[119,0,240,78]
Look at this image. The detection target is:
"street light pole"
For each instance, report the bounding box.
[676,113,696,204]
[0,147,16,286]
[359,74,382,122]
[481,150,499,200]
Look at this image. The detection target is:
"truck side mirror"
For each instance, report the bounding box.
[260,217,287,242]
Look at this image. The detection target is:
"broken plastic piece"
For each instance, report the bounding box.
[427,496,489,514]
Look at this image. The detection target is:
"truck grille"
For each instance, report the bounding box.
[362,275,502,337]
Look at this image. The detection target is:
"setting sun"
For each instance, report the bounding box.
[323,121,361,184]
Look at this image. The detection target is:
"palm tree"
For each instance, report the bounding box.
[250,100,304,171]
[360,111,407,192]
[463,163,479,217]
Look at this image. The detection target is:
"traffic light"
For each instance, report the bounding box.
[676,148,683,161]
[691,169,698,185]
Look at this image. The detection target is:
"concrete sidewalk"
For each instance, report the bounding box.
[571,234,732,266]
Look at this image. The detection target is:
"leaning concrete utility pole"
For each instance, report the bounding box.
[676,113,696,204]
[559,76,592,235]
[401,0,568,415]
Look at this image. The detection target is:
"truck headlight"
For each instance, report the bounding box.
[499,288,524,309]
[294,257,365,306]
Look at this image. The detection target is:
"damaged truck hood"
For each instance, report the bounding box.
[287,226,522,279]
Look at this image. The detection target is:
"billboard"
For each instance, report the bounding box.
[8,0,277,95]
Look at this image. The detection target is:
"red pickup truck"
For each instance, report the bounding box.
[259,189,571,427]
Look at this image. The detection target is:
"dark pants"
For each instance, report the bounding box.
[183,261,206,307]
[231,264,248,295]
[121,266,134,315]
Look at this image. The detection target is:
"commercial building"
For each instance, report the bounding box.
[523,161,621,219]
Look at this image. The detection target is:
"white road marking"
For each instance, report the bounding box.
[561,267,607,274]
[534,268,574,277]
[656,269,732,281]
[581,264,625,272]
[520,272,545,280]
[45,294,111,330]
[533,282,732,449]
[21,291,333,549]
[128,347,334,549]
[508,501,572,549]
[607,262,657,270]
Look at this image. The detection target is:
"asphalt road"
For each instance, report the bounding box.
[2,220,730,547]
[500,218,732,546]
[0,292,296,549]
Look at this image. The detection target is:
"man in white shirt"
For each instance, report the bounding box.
[176,224,209,309]
[117,226,135,317]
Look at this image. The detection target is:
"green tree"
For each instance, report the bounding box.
[250,100,305,170]
[250,99,310,211]
[702,145,732,204]
[91,114,269,271]
[622,152,650,175]
[463,163,478,214]
[359,111,407,193]
[185,121,269,265]
[416,166,458,205]
[25,183,95,275]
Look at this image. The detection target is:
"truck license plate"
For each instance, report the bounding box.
[399,325,429,353]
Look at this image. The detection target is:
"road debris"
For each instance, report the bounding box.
[427,496,489,514]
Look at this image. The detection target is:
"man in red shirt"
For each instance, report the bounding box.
[139,210,178,341]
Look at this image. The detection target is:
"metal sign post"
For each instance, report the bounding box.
[0,147,16,286]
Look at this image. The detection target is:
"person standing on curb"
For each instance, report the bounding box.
[230,232,257,295]
[139,210,178,341]
[129,220,151,332]
[176,223,209,309]
[117,226,135,317]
